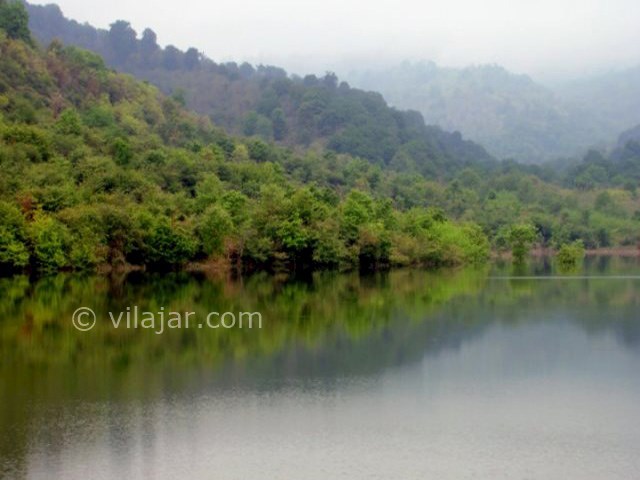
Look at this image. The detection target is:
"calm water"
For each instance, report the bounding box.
[1,258,640,479]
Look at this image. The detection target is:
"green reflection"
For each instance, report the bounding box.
[0,257,638,378]
[2,258,640,477]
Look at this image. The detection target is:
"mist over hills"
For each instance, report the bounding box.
[0,5,497,273]
[616,124,640,149]
[346,61,640,163]
[4,0,640,276]
[24,1,494,178]
[25,2,640,166]
[19,0,640,169]
[557,65,640,142]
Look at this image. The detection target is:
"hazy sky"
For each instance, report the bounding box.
[31,0,640,81]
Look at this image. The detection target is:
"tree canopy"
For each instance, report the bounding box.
[0,0,31,43]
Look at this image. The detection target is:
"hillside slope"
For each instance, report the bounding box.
[2,0,639,276]
[616,124,640,149]
[25,1,494,178]
[557,66,640,146]
[0,7,496,273]
[346,62,632,163]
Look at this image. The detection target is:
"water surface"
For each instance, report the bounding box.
[1,258,640,479]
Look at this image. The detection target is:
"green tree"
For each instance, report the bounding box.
[271,108,287,141]
[198,205,233,256]
[162,45,182,70]
[108,20,137,62]
[243,111,259,136]
[139,28,159,62]
[0,202,29,269]
[145,221,196,267]
[56,108,83,135]
[0,0,31,43]
[340,190,373,243]
[556,240,585,269]
[508,224,538,263]
[28,214,70,271]
[184,47,200,70]
[111,138,133,166]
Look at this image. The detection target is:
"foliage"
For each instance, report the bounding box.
[347,61,640,163]
[508,224,538,263]
[0,201,29,269]
[28,213,70,271]
[0,0,31,43]
[2,9,640,275]
[556,241,585,268]
[198,205,232,255]
[0,31,495,274]
[24,2,495,179]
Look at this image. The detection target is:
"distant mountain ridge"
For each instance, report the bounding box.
[24,1,494,178]
[346,61,640,163]
[23,2,640,165]
[616,124,640,149]
[5,0,640,270]
[557,65,640,142]
[0,6,498,273]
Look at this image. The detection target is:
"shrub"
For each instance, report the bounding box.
[0,201,29,269]
[556,240,585,268]
[508,224,538,263]
[198,205,233,256]
[28,214,70,271]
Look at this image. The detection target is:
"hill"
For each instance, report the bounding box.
[346,62,601,162]
[2,1,640,276]
[0,2,497,273]
[557,66,640,146]
[614,124,640,150]
[346,62,640,163]
[24,1,493,179]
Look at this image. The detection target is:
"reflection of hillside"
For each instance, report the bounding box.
[0,267,491,476]
[2,262,640,476]
[1,261,639,384]
[0,268,489,370]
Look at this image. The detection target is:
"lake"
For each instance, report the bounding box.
[1,257,640,479]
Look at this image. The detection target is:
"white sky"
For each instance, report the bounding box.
[30,0,640,81]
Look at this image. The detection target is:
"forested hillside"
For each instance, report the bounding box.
[347,62,640,163]
[564,129,640,190]
[2,1,640,277]
[615,124,640,150]
[27,3,640,166]
[0,4,495,273]
[557,66,640,146]
[25,2,493,179]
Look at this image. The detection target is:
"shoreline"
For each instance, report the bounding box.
[5,249,639,279]
[493,247,640,260]
[584,247,640,257]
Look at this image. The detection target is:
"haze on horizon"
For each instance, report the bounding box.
[29,0,640,82]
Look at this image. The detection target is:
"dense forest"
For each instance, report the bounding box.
[347,62,640,162]
[25,1,640,168]
[0,3,493,273]
[2,1,640,276]
[24,1,493,179]
[564,133,640,190]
